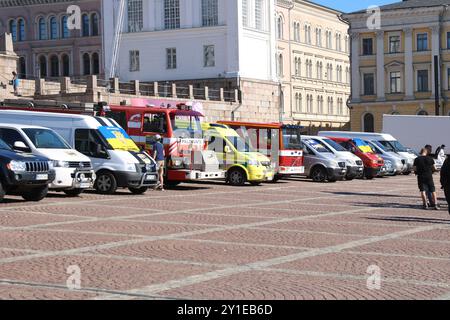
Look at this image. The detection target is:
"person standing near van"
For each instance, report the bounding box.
[414,148,439,210]
[440,155,450,216]
[152,134,165,191]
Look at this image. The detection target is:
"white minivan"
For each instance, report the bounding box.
[319,131,416,175]
[0,123,95,196]
[0,110,158,195]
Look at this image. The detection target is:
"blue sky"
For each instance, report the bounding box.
[311,0,399,13]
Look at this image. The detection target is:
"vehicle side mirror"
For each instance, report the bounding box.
[96,144,108,157]
[350,147,357,153]
[224,145,232,154]
[13,141,30,152]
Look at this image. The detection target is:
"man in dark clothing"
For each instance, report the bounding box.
[414,148,438,210]
[440,155,450,215]
[152,134,165,191]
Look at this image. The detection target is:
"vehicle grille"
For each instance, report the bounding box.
[26,161,49,172]
[260,161,271,167]
[338,162,346,168]
[356,160,363,166]
[68,161,92,169]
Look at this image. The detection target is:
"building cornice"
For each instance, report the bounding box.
[0,0,92,7]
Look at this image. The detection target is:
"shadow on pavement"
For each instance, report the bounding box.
[367,216,450,225]
[354,202,421,210]
[325,191,416,199]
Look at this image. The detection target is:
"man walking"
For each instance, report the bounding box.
[152,134,165,191]
[414,148,439,210]
[440,155,450,216]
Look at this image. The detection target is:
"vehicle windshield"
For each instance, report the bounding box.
[171,115,202,138]
[367,141,382,154]
[23,128,71,149]
[322,138,346,152]
[0,138,12,151]
[379,140,407,152]
[97,126,140,152]
[226,136,254,153]
[373,140,394,152]
[282,127,303,150]
[354,138,375,153]
[304,139,332,153]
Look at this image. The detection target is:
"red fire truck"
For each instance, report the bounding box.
[97,101,226,186]
[218,121,304,181]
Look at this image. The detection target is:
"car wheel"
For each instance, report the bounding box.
[22,186,48,202]
[270,175,281,183]
[228,168,246,186]
[0,181,5,203]
[403,171,411,176]
[311,166,327,183]
[95,172,118,195]
[63,189,84,197]
[129,187,148,195]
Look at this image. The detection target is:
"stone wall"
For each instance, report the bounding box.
[0,33,18,100]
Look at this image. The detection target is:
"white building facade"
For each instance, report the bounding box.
[103,0,278,83]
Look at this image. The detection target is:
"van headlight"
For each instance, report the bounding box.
[8,160,27,172]
[53,160,70,168]
[125,163,138,172]
[248,159,260,166]
[48,161,54,170]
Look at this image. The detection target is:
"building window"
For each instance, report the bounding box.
[50,55,59,77]
[82,14,90,36]
[38,18,47,40]
[50,17,58,39]
[448,68,450,90]
[202,0,218,27]
[83,53,91,75]
[204,45,215,67]
[128,0,143,32]
[39,55,47,78]
[62,54,70,76]
[447,32,450,49]
[91,13,99,36]
[363,113,375,133]
[389,35,400,53]
[363,73,375,95]
[166,48,177,69]
[18,56,26,79]
[362,38,373,55]
[129,50,140,72]
[417,33,428,51]
[255,0,266,30]
[92,52,100,74]
[276,16,283,39]
[61,16,69,38]
[242,0,248,27]
[9,20,17,42]
[417,70,429,92]
[390,71,401,93]
[18,19,25,41]
[276,54,283,77]
[164,0,180,30]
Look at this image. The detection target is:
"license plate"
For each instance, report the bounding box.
[145,175,156,181]
[79,183,91,188]
[36,174,48,180]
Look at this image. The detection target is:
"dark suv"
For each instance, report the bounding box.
[0,137,55,202]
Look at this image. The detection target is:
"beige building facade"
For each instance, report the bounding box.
[344,0,450,133]
[0,0,102,79]
[276,0,351,134]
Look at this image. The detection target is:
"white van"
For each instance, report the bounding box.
[0,123,95,196]
[0,110,158,195]
[318,131,415,174]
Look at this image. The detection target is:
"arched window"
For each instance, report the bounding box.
[363,113,375,132]
[276,16,283,39]
[91,13,99,36]
[82,14,90,36]
[277,54,283,77]
[18,19,25,41]
[83,53,91,75]
[50,16,58,39]
[9,20,17,42]
[50,55,59,77]
[38,17,47,40]
[62,54,70,76]
[18,56,26,79]
[39,55,47,78]
[61,16,69,38]
[92,52,100,75]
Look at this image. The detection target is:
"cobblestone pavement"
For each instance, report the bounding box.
[0,175,449,300]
